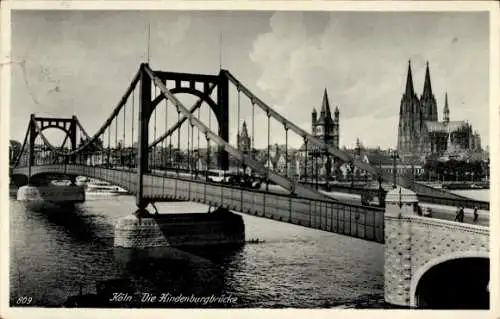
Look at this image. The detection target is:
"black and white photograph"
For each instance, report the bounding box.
[1,0,499,317]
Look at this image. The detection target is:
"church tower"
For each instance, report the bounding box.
[420,61,438,122]
[397,60,422,158]
[237,120,251,154]
[313,88,335,147]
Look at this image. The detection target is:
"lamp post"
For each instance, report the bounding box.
[350,161,355,189]
[325,148,331,191]
[311,149,320,190]
[390,149,399,188]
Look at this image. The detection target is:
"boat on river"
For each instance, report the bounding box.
[77,177,129,198]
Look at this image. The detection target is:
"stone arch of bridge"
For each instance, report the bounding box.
[409,250,489,308]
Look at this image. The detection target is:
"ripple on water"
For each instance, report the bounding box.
[10,196,385,308]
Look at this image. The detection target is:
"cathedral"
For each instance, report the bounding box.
[397,60,481,162]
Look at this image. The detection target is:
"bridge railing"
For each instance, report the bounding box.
[416,194,489,211]
[301,180,489,211]
[145,170,385,243]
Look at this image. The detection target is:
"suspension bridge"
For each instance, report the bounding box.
[11,63,489,236]
[10,63,490,308]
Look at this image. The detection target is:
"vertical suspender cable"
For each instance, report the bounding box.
[305,139,308,182]
[177,109,180,176]
[123,97,126,167]
[131,90,135,169]
[107,125,111,167]
[187,118,191,176]
[266,113,270,192]
[164,98,168,174]
[237,88,241,150]
[152,86,157,170]
[208,107,211,170]
[197,107,200,177]
[169,135,172,171]
[162,98,167,195]
[252,100,255,156]
[285,126,288,178]
[237,88,241,176]
[191,122,194,177]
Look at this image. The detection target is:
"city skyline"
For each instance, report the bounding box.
[10,10,490,150]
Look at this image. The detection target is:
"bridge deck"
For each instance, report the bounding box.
[14,164,385,243]
[13,164,490,242]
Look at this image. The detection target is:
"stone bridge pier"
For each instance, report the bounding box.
[384,187,490,309]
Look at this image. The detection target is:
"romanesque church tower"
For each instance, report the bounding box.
[311,89,339,150]
[237,120,251,154]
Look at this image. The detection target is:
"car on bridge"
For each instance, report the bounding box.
[206,169,261,189]
[206,169,231,184]
[225,173,261,189]
[361,190,386,208]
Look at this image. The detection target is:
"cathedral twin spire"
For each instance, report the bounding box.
[405,60,416,97]
[405,60,433,97]
[422,61,433,99]
[404,60,441,121]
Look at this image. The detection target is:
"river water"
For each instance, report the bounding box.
[8,188,489,308]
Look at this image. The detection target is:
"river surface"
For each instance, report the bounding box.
[9,189,489,308]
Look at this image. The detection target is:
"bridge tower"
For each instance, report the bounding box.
[136,63,230,211]
[26,114,79,184]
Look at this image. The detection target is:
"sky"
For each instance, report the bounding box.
[9,10,491,150]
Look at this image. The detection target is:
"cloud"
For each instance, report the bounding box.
[248,12,490,148]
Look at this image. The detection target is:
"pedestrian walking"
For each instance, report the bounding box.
[459,206,465,222]
[454,206,461,222]
[473,206,478,222]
